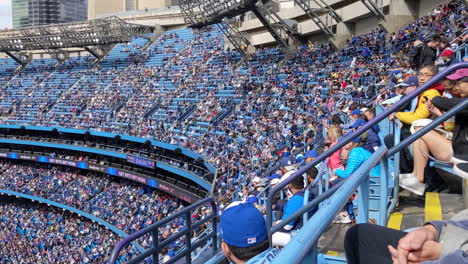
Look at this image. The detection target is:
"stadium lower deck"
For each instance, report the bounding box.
[0,0,467,263]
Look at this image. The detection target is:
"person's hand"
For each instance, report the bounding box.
[387,225,439,264]
[426,99,443,117]
[388,240,441,264]
[389,113,395,122]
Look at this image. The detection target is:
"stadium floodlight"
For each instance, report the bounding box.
[0,16,154,64]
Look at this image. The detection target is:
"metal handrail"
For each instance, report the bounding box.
[271,147,387,264]
[265,62,468,229]
[271,97,468,264]
[255,131,324,205]
[109,197,217,264]
[386,119,401,218]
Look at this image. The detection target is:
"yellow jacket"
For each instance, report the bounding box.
[396,88,441,125]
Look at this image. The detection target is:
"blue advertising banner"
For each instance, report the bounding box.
[127,155,155,169]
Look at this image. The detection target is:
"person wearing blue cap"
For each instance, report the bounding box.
[272,176,305,247]
[304,150,318,163]
[279,156,299,182]
[219,202,279,264]
[304,150,324,171]
[381,76,418,107]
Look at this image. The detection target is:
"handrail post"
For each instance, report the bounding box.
[211,200,218,251]
[185,211,192,264]
[387,121,401,217]
[357,175,369,224]
[379,157,389,226]
[303,188,310,224]
[153,229,159,264]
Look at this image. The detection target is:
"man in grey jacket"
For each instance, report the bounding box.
[344,210,468,264]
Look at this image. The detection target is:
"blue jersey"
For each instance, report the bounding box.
[281,192,305,230]
[245,248,280,264]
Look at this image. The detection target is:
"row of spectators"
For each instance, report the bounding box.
[0,160,193,262]
[0,197,138,264]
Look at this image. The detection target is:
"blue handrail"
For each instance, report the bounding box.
[109,197,218,264]
[387,119,402,217]
[271,97,468,264]
[265,62,468,230]
[271,147,387,264]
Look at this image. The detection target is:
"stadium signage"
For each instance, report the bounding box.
[159,183,195,203]
[127,155,155,169]
[117,170,146,184]
[50,158,78,167]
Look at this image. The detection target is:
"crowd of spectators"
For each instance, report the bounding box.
[0,0,466,262]
[0,197,138,263]
[0,160,194,262]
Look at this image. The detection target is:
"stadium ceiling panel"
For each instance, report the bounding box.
[0,17,153,60]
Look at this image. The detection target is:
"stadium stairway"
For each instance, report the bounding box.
[315,191,464,259]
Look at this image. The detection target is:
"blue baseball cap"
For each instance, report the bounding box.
[246,195,259,204]
[351,118,366,129]
[349,109,361,116]
[296,154,304,163]
[280,157,298,170]
[405,76,419,87]
[305,150,318,158]
[219,202,267,248]
[268,173,281,181]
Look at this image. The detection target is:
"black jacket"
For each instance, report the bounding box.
[412,44,436,69]
[432,97,468,159]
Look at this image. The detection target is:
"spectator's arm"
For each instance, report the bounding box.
[381,95,401,106]
[431,97,468,115]
[335,148,362,179]
[422,220,468,264]
[395,90,440,125]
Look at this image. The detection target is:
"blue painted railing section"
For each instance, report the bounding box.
[109,197,218,264]
[272,147,387,264]
[268,62,468,264]
[0,189,145,254]
[0,124,217,175]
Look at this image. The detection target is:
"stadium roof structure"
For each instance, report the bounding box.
[180,0,301,59]
[180,0,259,29]
[0,16,154,65]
